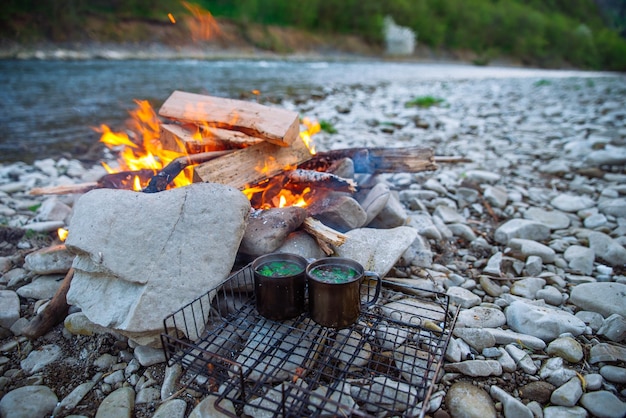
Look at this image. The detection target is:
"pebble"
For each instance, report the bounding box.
[455,306,506,328]
[20,344,62,374]
[505,300,586,342]
[550,377,583,406]
[95,386,135,418]
[0,385,58,418]
[446,286,481,308]
[445,382,496,418]
[444,360,502,377]
[546,336,584,363]
[597,313,626,342]
[133,344,166,367]
[505,344,538,374]
[490,385,533,418]
[152,399,187,418]
[543,405,588,418]
[0,290,20,329]
[570,282,626,318]
[579,391,626,418]
[600,365,626,384]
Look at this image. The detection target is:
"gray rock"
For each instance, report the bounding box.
[537,285,563,306]
[239,207,307,255]
[445,381,496,418]
[496,347,517,372]
[505,344,537,374]
[64,312,110,336]
[465,170,501,184]
[24,244,75,274]
[189,395,235,418]
[543,406,588,418]
[482,328,546,350]
[135,387,160,404]
[519,381,554,403]
[20,220,65,233]
[456,306,506,328]
[358,182,390,225]
[490,385,533,418]
[579,391,626,418]
[483,252,503,276]
[598,197,626,218]
[563,245,595,275]
[310,194,367,232]
[0,385,58,418]
[570,282,626,318]
[576,310,606,332]
[94,386,134,418]
[161,364,183,401]
[524,207,570,230]
[53,378,99,416]
[479,276,503,297]
[494,219,550,244]
[444,360,502,377]
[93,353,117,370]
[448,223,477,241]
[546,336,584,363]
[453,328,496,352]
[600,365,626,384]
[0,290,20,329]
[584,213,608,228]
[550,194,595,212]
[483,186,508,208]
[36,197,72,222]
[367,193,408,229]
[588,231,626,267]
[434,205,465,224]
[589,342,626,364]
[276,231,326,260]
[508,238,556,263]
[506,300,586,342]
[65,183,250,346]
[152,399,187,418]
[550,377,582,407]
[409,213,442,241]
[584,373,603,390]
[510,277,546,299]
[134,344,166,367]
[20,344,62,374]
[16,276,62,300]
[540,357,578,386]
[334,226,417,277]
[598,314,626,342]
[447,286,481,308]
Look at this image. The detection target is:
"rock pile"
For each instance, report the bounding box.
[1,73,625,417]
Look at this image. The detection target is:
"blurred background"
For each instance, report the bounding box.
[2,0,625,70]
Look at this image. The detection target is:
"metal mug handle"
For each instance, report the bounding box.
[361,271,381,308]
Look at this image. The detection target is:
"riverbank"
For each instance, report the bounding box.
[1,74,625,417]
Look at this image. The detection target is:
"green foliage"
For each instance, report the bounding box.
[319,120,337,134]
[2,0,625,70]
[27,203,41,212]
[405,96,444,108]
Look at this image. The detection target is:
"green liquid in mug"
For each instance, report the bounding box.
[256,261,304,278]
[310,265,358,283]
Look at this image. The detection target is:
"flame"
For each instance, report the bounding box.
[97,100,193,190]
[58,228,69,242]
[182,1,221,42]
[300,117,319,155]
[168,13,176,24]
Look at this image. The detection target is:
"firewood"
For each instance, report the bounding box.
[160,123,263,153]
[286,169,357,193]
[193,137,313,190]
[159,91,300,146]
[302,217,347,253]
[299,146,437,174]
[30,183,99,196]
[142,150,234,193]
[22,268,74,339]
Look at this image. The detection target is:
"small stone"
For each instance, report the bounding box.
[447,287,481,308]
[536,285,563,306]
[465,170,500,184]
[490,385,533,418]
[0,290,20,329]
[546,336,584,363]
[20,344,62,374]
[482,328,546,350]
[0,385,58,418]
[453,328,496,352]
[550,194,595,212]
[540,357,578,386]
[584,373,603,390]
[510,277,546,299]
[358,182,390,225]
[496,347,517,372]
[434,205,465,224]
[543,406,588,418]
[506,300,586,342]
[483,252,503,277]
[570,282,626,318]
[576,311,607,332]
[24,244,74,274]
[367,193,408,229]
[444,360,502,377]
[479,276,503,297]
[135,387,160,404]
[589,342,626,364]
[54,378,99,416]
[239,207,307,255]
[600,365,626,384]
[524,207,570,230]
[494,219,550,244]
[483,186,508,208]
[161,363,183,401]
[456,306,506,328]
[505,344,538,374]
[189,395,235,418]
[598,313,626,342]
[134,344,166,367]
[16,275,63,300]
[550,377,582,407]
[152,399,187,418]
[95,386,135,418]
[448,223,477,241]
[564,245,595,275]
[579,391,626,418]
[94,353,117,370]
[445,381,496,418]
[519,381,555,403]
[588,231,626,267]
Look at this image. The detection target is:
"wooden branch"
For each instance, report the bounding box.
[302,217,347,248]
[434,156,473,163]
[158,91,300,146]
[22,267,74,339]
[160,123,262,153]
[286,169,357,193]
[193,137,313,190]
[30,169,156,195]
[142,150,235,193]
[299,146,437,174]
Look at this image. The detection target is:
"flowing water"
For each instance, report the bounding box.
[0,58,614,163]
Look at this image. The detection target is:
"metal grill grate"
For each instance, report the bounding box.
[162,264,457,417]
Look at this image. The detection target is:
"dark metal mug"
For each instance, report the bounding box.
[306,257,382,329]
[252,253,308,320]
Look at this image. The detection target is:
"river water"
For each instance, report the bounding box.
[0,59,616,163]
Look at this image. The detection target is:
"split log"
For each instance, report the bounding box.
[160,123,263,153]
[299,146,437,174]
[302,217,347,255]
[22,268,74,339]
[159,91,300,146]
[286,169,357,193]
[193,137,313,190]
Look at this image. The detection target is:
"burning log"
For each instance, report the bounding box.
[160,123,263,153]
[159,91,300,147]
[30,169,156,195]
[299,146,437,174]
[286,169,357,193]
[22,268,74,339]
[193,136,313,190]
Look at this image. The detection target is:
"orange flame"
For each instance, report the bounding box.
[97,100,193,190]
[57,228,69,242]
[300,117,319,155]
[182,1,221,42]
[168,13,176,24]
